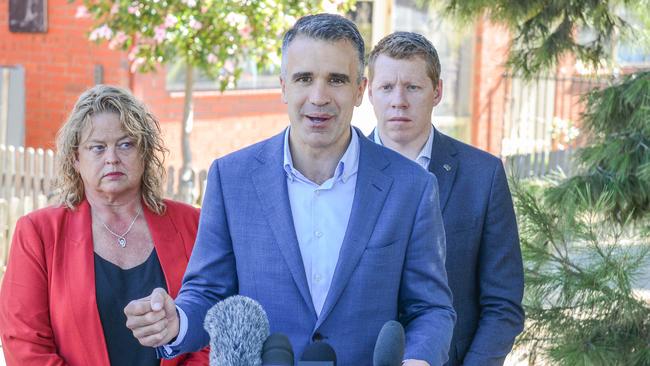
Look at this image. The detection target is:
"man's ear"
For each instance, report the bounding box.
[280,76,288,104]
[355,77,368,107]
[433,79,443,106]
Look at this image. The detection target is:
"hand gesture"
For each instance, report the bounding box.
[124,287,180,347]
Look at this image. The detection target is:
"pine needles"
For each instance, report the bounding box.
[513,178,650,365]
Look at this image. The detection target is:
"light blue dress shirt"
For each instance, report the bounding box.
[375,125,434,169]
[283,127,359,316]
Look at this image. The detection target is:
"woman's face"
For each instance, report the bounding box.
[74,112,144,200]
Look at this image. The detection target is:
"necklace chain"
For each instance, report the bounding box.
[97,207,141,248]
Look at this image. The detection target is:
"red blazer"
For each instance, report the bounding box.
[0,199,209,366]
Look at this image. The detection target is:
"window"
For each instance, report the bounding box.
[165,57,280,92]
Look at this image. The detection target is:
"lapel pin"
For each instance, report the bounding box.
[443,164,452,172]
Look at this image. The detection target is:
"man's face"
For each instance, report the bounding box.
[280,36,366,154]
[369,54,442,145]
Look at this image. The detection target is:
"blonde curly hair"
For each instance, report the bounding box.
[55,85,167,215]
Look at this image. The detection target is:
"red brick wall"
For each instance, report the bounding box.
[1,0,289,172]
[160,112,289,173]
[470,18,511,155]
[0,0,130,148]
[132,72,289,171]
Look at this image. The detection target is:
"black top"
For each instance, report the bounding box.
[94,250,167,366]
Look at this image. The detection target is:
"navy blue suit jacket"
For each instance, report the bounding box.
[372,128,524,365]
[172,129,456,365]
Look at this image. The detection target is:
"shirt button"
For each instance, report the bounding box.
[314,231,323,238]
[314,274,322,283]
[314,190,320,196]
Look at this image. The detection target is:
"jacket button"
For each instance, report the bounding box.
[312,332,324,342]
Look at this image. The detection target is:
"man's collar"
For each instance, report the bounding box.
[283,127,360,184]
[374,124,434,163]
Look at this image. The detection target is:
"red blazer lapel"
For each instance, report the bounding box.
[143,204,187,298]
[62,199,111,365]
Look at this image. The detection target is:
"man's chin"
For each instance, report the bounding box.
[382,128,414,144]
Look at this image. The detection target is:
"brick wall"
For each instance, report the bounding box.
[160,112,289,173]
[0,0,130,148]
[132,71,290,171]
[470,18,511,155]
[3,2,537,168]
[0,0,291,172]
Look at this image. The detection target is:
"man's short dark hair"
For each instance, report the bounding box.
[368,31,441,88]
[281,13,365,84]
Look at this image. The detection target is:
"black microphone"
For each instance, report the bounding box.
[203,295,270,366]
[262,333,294,366]
[298,341,337,366]
[373,320,405,366]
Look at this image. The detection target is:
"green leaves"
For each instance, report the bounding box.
[512,178,650,365]
[547,72,650,221]
[440,0,650,78]
[70,0,356,90]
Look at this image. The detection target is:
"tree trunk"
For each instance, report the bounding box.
[178,62,195,203]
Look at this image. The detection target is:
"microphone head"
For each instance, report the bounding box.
[301,341,337,366]
[262,333,294,366]
[373,320,405,366]
[204,295,270,366]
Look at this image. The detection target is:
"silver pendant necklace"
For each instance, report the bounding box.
[97,207,141,248]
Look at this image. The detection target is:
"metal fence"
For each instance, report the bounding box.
[501,74,609,178]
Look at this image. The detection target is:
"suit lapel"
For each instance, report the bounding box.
[369,127,458,212]
[143,203,186,298]
[317,134,393,327]
[251,131,316,316]
[64,199,111,366]
[428,128,458,212]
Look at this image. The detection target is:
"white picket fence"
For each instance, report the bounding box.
[0,145,56,279]
[0,144,208,281]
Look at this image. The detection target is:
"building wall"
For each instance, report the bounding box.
[131,72,289,170]
[0,0,291,172]
[470,18,511,155]
[0,0,130,148]
[2,0,519,172]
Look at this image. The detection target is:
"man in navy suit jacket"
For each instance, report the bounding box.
[125,15,456,365]
[367,32,525,366]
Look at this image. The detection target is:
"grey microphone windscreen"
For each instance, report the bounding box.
[262,333,294,365]
[373,320,405,366]
[204,295,270,366]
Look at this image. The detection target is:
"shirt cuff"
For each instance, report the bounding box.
[158,305,188,358]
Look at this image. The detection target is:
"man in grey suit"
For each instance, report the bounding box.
[125,15,455,365]
[367,32,525,366]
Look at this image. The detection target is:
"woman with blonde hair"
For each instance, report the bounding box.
[0,85,208,366]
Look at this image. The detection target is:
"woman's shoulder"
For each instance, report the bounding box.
[21,204,74,225]
[162,199,200,218]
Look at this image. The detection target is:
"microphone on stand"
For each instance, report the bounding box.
[373,320,405,366]
[298,341,337,366]
[203,295,270,366]
[262,333,294,366]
